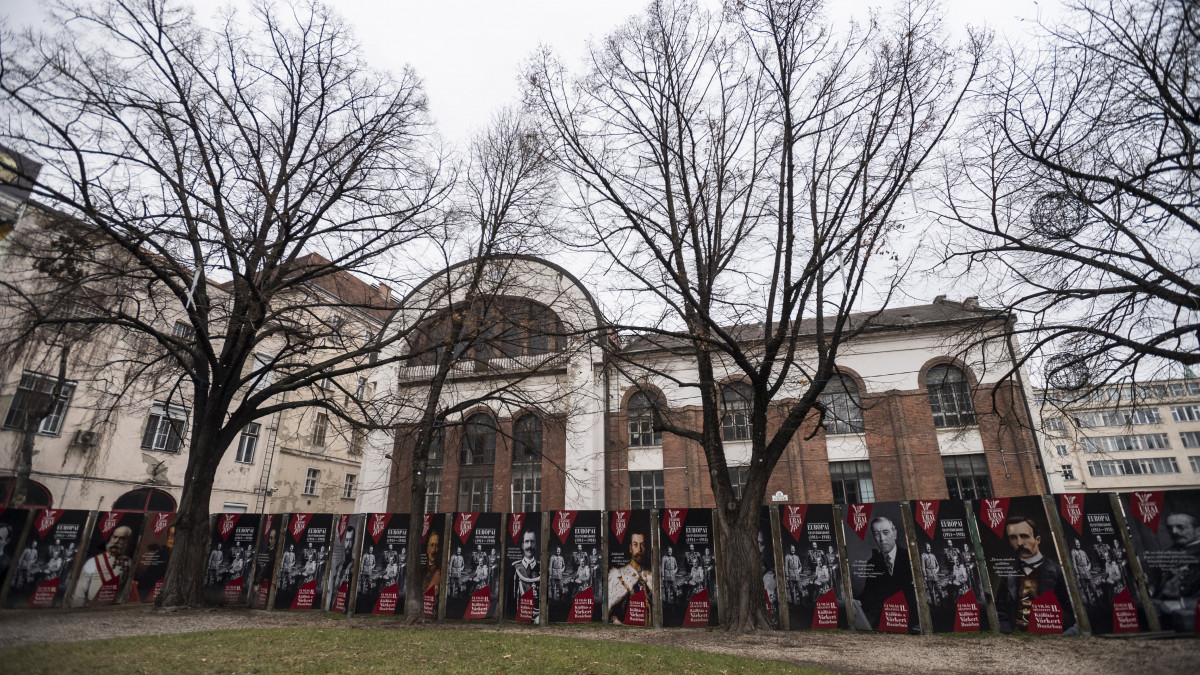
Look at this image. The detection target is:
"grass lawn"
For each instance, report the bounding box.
[0,627,828,674]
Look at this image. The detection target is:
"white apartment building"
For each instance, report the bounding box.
[1037,379,1200,492]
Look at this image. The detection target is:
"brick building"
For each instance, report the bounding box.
[362,257,1048,514]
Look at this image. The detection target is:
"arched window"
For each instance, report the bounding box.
[112,487,177,512]
[512,415,542,512]
[460,414,497,465]
[0,477,52,509]
[628,391,662,447]
[458,414,496,511]
[927,364,976,428]
[820,375,864,434]
[721,382,753,442]
[424,426,445,513]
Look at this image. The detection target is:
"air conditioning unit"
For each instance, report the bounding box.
[71,430,99,447]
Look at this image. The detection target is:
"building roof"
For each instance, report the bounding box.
[621,296,1006,353]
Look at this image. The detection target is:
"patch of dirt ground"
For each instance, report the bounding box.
[0,604,1196,674]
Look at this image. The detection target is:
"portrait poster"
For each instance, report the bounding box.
[203,513,261,606]
[1121,489,1200,634]
[546,510,602,623]
[974,495,1076,634]
[421,513,446,619]
[251,514,282,609]
[0,508,31,592]
[777,503,846,630]
[5,508,89,608]
[504,511,542,623]
[843,501,918,633]
[129,512,174,603]
[326,514,359,613]
[606,509,653,626]
[273,513,333,610]
[1056,493,1144,634]
[445,511,501,620]
[72,510,144,607]
[758,507,778,628]
[355,513,409,615]
[660,508,718,627]
[913,500,983,632]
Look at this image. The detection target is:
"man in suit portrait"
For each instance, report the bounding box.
[854,515,917,631]
[995,515,1076,634]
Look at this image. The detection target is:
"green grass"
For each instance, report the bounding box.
[1,627,827,674]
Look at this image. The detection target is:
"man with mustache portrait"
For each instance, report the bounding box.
[996,515,1076,633]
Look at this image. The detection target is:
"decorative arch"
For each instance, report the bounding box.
[112,487,177,512]
[0,477,52,509]
[917,356,979,390]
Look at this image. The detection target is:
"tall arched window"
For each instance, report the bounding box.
[424,426,445,513]
[112,487,177,512]
[927,364,977,428]
[721,382,753,442]
[628,391,662,447]
[458,414,496,511]
[820,375,864,434]
[512,415,542,512]
[0,477,52,509]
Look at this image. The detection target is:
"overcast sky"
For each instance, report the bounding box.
[7,0,1056,147]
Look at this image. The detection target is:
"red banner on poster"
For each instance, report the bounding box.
[151,512,174,536]
[454,512,477,543]
[661,509,686,545]
[1059,494,1084,535]
[29,578,58,608]
[515,587,536,623]
[223,578,244,604]
[97,511,124,538]
[954,589,980,632]
[683,588,710,627]
[625,588,648,626]
[509,513,525,544]
[553,511,578,544]
[291,579,316,609]
[374,584,399,614]
[879,591,909,632]
[610,510,630,545]
[464,587,492,619]
[1112,588,1138,633]
[423,586,436,618]
[34,509,63,538]
[289,514,311,540]
[915,500,939,539]
[219,513,240,540]
[813,589,839,629]
[846,503,873,540]
[979,498,1010,537]
[333,583,348,613]
[782,504,807,540]
[1129,491,1164,533]
[569,586,595,622]
[1029,591,1063,634]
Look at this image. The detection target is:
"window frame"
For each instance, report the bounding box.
[457,477,493,512]
[721,382,754,442]
[627,391,663,447]
[342,473,357,500]
[629,470,665,509]
[3,370,78,436]
[303,468,320,496]
[820,374,865,435]
[141,401,189,454]
[926,364,977,428]
[829,460,875,505]
[942,453,994,501]
[311,412,329,446]
[235,422,260,464]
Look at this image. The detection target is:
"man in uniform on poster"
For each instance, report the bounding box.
[423,531,443,595]
[996,515,1076,634]
[608,530,653,625]
[1071,538,1096,603]
[72,525,133,607]
[207,543,223,586]
[1151,510,1200,632]
[549,546,566,601]
[661,546,677,604]
[921,543,941,605]
[360,546,377,593]
[514,530,540,622]
[758,530,778,627]
[449,546,466,598]
[854,515,916,631]
[0,522,13,572]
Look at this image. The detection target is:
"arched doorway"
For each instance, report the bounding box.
[0,477,52,508]
[112,487,177,513]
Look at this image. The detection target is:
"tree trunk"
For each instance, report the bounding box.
[716,506,773,632]
[157,419,224,607]
[12,346,71,509]
[402,467,429,623]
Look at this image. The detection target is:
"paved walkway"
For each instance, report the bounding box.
[0,604,1196,674]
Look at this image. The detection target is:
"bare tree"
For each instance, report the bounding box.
[941,0,1199,391]
[525,0,981,631]
[0,0,445,606]
[385,109,597,621]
